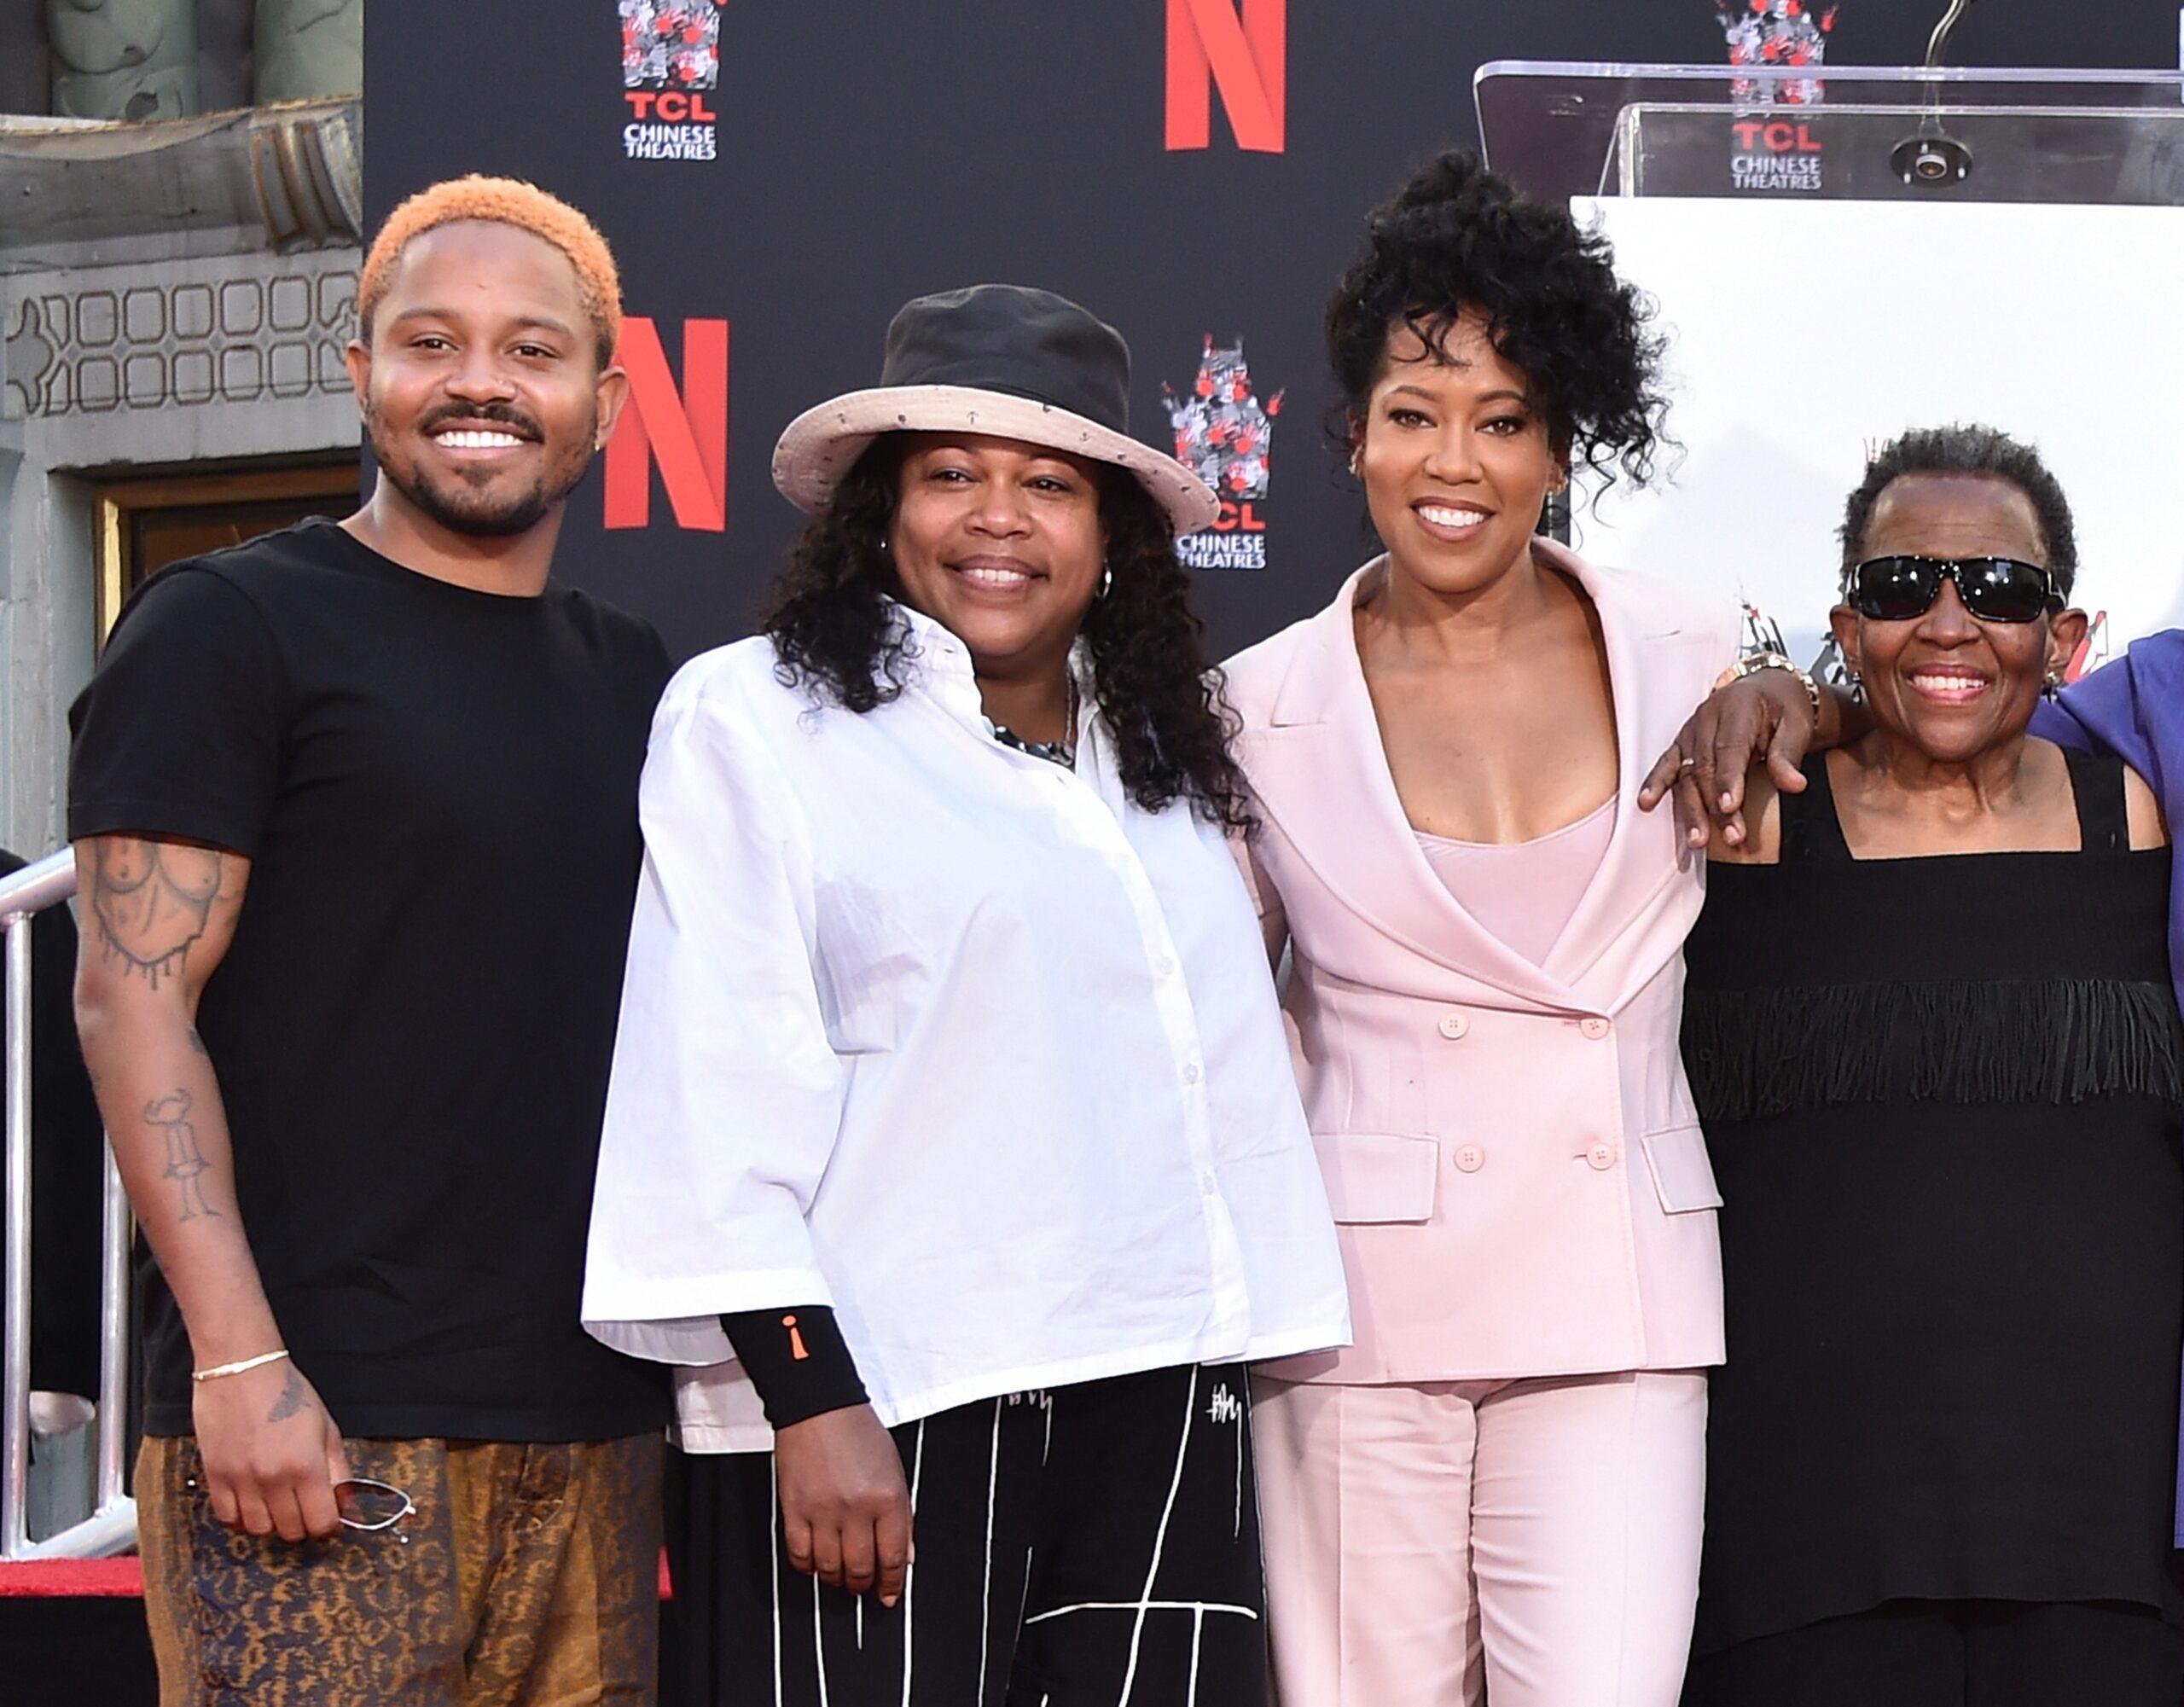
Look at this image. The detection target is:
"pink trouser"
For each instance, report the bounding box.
[1252,1369,1708,1707]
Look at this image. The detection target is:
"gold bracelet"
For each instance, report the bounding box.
[1714,650,1821,725]
[191,1348,290,1384]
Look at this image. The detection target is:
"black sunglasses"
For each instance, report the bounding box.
[1846,554,2062,624]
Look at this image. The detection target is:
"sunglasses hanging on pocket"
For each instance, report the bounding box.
[180,1473,415,1543]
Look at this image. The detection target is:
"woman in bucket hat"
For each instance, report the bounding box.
[581,283,1350,1706]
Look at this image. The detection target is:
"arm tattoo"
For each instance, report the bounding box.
[265,1366,311,1424]
[90,838,223,989]
[145,1089,219,1222]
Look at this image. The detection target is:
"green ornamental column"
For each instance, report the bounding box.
[46,0,200,121]
[255,0,364,104]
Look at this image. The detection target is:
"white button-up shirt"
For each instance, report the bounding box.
[581,609,1350,1452]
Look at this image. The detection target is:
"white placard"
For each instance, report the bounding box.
[1572,195,2184,678]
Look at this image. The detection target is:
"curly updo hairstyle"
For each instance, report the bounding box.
[759,434,1253,832]
[1327,148,1670,491]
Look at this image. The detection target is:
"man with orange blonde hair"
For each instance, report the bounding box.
[68,176,673,1704]
[357,173,625,365]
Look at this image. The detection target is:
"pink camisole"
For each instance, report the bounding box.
[1414,797,1616,966]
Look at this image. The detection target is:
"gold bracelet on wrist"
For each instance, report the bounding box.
[1713,650,1821,725]
[191,1348,290,1384]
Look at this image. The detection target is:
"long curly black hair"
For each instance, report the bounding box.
[759,433,1253,831]
[1326,148,1670,492]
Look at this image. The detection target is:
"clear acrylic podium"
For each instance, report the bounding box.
[1474,63,2184,205]
[1468,61,2184,679]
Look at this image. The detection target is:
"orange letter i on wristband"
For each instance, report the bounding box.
[782,1314,810,1361]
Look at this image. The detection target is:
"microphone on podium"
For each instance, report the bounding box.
[1891,0,1979,187]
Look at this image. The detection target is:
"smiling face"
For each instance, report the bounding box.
[1353,308,1563,597]
[1831,473,2087,764]
[886,433,1108,682]
[346,220,627,539]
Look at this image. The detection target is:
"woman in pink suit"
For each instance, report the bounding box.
[1228,152,1751,1706]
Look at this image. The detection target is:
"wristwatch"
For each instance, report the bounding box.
[1712,651,1822,724]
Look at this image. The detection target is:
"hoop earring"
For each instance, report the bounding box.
[1098,566,1113,599]
[1347,448,1362,479]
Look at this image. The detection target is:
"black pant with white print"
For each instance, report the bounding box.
[668,1363,1266,1706]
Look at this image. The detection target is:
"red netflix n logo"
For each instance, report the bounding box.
[604,316,729,532]
[1165,0,1285,154]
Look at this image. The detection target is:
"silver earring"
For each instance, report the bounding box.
[2044,671,2064,700]
[1347,449,1362,478]
[1846,667,1864,695]
[1098,566,1113,599]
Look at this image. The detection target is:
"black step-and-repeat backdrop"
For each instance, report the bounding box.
[366,3,2180,661]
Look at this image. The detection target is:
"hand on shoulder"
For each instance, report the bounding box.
[1640,667,1831,853]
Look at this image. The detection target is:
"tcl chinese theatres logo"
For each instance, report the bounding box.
[1716,0,1838,190]
[1164,335,1282,571]
[619,0,726,161]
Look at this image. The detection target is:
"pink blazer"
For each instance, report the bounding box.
[1225,544,1741,1385]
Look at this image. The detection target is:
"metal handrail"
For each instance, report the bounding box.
[2,849,137,1561]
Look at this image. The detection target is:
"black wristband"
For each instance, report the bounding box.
[719,1305,868,1431]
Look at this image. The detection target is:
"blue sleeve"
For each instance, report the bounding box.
[2029,695,2097,755]
[2046,643,2165,787]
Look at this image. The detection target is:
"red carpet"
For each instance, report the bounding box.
[0,1557,143,1596]
[0,1558,155,1704]
[3,1551,678,1703]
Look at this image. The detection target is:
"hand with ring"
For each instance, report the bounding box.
[1639,668,1834,849]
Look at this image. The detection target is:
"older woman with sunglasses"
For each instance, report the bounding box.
[1675,426,2184,1706]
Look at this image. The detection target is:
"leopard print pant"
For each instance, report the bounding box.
[137,1432,663,1706]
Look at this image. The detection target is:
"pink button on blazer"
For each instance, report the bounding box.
[1225,544,1741,1385]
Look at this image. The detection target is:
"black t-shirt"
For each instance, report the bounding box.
[68,518,674,1442]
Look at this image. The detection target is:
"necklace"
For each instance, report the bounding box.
[989,677,1080,771]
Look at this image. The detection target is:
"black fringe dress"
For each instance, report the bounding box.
[1682,749,2184,1657]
